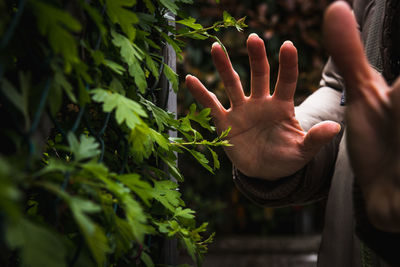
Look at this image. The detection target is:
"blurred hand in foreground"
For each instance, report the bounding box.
[185,34,340,180]
[324,1,400,232]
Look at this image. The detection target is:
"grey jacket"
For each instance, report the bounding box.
[233,0,400,266]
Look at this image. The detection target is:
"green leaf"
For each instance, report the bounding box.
[160,32,182,55]
[80,2,107,43]
[151,180,182,212]
[163,63,179,93]
[106,0,138,41]
[6,218,67,267]
[141,251,155,267]
[67,133,100,162]
[91,89,147,129]
[140,96,176,131]
[223,11,235,26]
[158,153,184,182]
[174,207,195,219]
[103,59,126,75]
[208,147,220,170]
[32,1,82,72]
[34,158,73,177]
[145,54,159,79]
[129,59,148,94]
[128,124,153,162]
[159,0,179,15]
[38,182,110,266]
[186,104,214,131]
[82,162,153,242]
[176,17,203,30]
[143,0,155,13]
[1,76,30,129]
[53,69,77,103]
[117,173,153,206]
[187,149,213,173]
[149,128,169,150]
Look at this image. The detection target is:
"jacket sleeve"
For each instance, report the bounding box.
[233,58,346,207]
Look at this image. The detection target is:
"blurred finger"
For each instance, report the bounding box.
[211,42,246,107]
[323,1,373,102]
[247,33,270,98]
[185,74,226,122]
[389,77,400,122]
[273,41,298,101]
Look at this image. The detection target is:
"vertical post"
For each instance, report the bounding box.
[160,11,179,265]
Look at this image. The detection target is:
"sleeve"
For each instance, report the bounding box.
[233,58,346,207]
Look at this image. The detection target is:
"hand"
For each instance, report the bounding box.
[324,1,400,231]
[185,34,341,180]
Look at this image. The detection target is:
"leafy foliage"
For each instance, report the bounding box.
[0,1,245,266]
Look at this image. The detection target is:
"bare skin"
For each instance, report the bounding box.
[186,1,400,231]
[324,2,400,232]
[186,35,340,180]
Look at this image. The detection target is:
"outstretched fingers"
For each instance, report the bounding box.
[273,41,299,101]
[211,42,246,107]
[247,33,270,98]
[185,74,226,122]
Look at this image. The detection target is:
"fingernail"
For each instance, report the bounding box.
[212,42,220,49]
[186,74,192,79]
[249,33,259,38]
[283,40,294,46]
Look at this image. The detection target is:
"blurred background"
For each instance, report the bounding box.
[177,0,344,266]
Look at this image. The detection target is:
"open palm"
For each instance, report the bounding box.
[186,34,340,180]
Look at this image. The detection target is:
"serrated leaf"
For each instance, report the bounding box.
[129,124,153,162]
[129,59,148,94]
[140,96,176,131]
[174,207,195,219]
[176,17,203,30]
[106,0,138,40]
[186,104,214,131]
[67,133,100,162]
[152,180,182,211]
[187,149,213,173]
[208,147,220,170]
[163,63,179,93]
[145,54,159,79]
[91,89,147,129]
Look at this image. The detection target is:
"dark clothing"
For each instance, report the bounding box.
[233,0,400,266]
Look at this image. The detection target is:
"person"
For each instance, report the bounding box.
[185,0,400,266]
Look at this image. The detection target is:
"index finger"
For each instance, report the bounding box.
[323,1,373,101]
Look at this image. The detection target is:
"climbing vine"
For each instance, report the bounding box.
[0,0,246,266]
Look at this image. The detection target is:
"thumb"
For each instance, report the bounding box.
[303,121,341,155]
[323,1,373,102]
